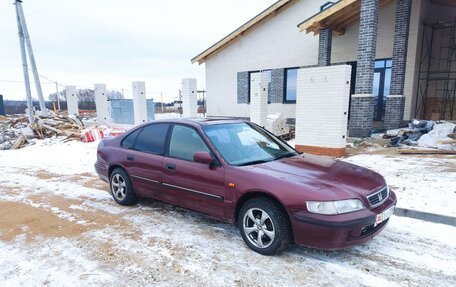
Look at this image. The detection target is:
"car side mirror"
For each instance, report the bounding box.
[193,151,214,165]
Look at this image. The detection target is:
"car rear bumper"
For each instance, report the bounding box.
[94,162,109,183]
[291,191,397,250]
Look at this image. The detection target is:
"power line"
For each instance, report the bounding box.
[0,79,57,85]
[26,0,73,17]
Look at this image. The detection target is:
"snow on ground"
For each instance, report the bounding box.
[1,140,456,286]
[344,153,456,217]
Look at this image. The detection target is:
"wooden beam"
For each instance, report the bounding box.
[298,0,393,35]
[298,0,357,32]
[324,2,360,27]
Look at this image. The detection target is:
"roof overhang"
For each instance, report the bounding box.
[191,0,293,65]
[298,0,394,35]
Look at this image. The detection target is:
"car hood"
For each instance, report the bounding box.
[243,154,385,199]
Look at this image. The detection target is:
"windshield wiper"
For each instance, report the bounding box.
[274,152,297,161]
[237,159,273,166]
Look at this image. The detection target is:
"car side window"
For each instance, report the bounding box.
[168,125,210,161]
[134,123,169,154]
[121,128,141,149]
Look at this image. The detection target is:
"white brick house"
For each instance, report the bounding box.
[192,0,456,137]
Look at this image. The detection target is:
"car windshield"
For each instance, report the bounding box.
[203,122,297,166]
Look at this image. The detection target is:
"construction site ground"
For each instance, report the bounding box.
[0,138,455,287]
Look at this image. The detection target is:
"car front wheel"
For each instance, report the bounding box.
[110,168,137,206]
[238,197,292,255]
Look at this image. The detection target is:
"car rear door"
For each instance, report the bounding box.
[123,123,169,198]
[161,124,226,219]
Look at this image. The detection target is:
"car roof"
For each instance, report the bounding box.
[150,117,246,127]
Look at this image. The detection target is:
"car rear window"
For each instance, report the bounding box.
[121,128,141,149]
[134,123,169,154]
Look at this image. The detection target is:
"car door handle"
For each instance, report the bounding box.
[127,155,135,161]
[166,163,176,171]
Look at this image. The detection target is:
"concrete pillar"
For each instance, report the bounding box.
[385,0,411,129]
[250,72,268,127]
[66,85,78,116]
[95,84,109,125]
[348,0,379,138]
[318,28,332,66]
[181,78,198,118]
[132,81,147,125]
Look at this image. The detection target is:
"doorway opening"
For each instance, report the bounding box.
[373,59,392,121]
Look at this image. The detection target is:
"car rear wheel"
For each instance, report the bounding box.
[110,168,137,206]
[238,197,292,255]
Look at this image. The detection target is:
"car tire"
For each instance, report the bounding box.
[238,197,292,255]
[109,168,137,206]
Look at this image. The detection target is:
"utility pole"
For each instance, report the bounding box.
[15,0,49,116]
[15,1,34,123]
[55,81,61,111]
[178,89,183,116]
[160,92,164,113]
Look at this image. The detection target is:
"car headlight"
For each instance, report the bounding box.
[306,199,366,215]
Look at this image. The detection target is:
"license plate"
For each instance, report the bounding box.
[375,205,395,226]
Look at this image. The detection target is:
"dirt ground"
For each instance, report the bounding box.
[1,144,455,286]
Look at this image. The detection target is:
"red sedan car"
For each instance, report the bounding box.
[95,118,396,255]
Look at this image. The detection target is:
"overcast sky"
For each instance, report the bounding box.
[0,0,275,102]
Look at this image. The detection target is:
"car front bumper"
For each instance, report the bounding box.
[291,191,397,250]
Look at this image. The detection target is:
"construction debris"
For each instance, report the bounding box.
[386,119,456,150]
[0,115,28,150]
[0,113,86,150]
[0,113,130,150]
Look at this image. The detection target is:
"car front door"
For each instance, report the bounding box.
[123,123,169,198]
[161,124,226,219]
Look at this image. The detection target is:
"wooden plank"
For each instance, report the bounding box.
[299,0,393,34]
[324,3,360,28]
[436,139,456,145]
[298,0,357,32]
[11,135,25,150]
[399,149,456,155]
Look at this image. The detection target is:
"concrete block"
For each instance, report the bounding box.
[182,78,198,117]
[95,84,109,125]
[132,81,147,125]
[66,85,78,116]
[250,71,269,127]
[295,65,352,155]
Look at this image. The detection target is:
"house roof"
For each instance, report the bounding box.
[191,0,293,65]
[297,0,394,35]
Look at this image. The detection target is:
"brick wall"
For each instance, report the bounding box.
[318,28,332,66]
[237,72,249,104]
[270,69,285,103]
[295,65,351,155]
[390,0,412,96]
[354,0,379,95]
[348,95,375,137]
[384,95,405,129]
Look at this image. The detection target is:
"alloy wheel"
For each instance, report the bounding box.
[243,208,275,248]
[111,174,127,201]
